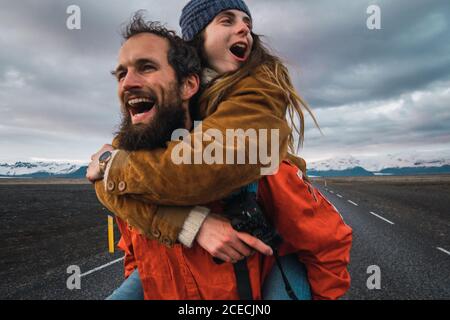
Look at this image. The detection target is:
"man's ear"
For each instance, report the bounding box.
[180,74,200,101]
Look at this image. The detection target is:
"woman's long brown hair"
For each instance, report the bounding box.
[188,32,321,154]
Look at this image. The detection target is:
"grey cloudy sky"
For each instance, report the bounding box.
[0,0,449,164]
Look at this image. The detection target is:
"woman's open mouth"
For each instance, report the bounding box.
[229,42,248,61]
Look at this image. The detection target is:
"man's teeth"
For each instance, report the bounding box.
[128,98,152,106]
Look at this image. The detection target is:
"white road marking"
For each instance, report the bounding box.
[348,200,359,206]
[337,194,343,198]
[437,247,450,256]
[329,190,334,194]
[80,257,124,278]
[369,211,395,225]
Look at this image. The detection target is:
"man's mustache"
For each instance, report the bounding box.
[123,88,158,104]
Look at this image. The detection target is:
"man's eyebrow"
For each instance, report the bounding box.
[135,58,160,68]
[111,65,125,77]
[110,58,160,77]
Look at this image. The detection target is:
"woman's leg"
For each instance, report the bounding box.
[262,254,312,300]
[106,268,144,300]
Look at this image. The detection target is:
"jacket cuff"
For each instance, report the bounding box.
[178,206,210,248]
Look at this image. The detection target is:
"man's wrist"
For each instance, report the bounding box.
[99,151,113,175]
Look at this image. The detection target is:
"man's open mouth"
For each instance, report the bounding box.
[127,97,155,116]
[229,42,248,60]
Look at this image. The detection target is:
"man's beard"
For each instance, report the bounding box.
[116,87,186,151]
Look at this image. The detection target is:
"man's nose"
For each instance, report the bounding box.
[122,70,142,91]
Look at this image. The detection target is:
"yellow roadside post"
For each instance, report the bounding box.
[108,215,114,253]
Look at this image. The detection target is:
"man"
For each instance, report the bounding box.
[88,16,277,299]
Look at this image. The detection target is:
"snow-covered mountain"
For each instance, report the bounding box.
[308,150,450,176]
[0,161,86,177]
[1,150,450,178]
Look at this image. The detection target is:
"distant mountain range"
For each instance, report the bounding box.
[307,152,450,177]
[1,151,450,178]
[0,161,87,178]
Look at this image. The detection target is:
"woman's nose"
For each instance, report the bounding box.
[235,20,250,36]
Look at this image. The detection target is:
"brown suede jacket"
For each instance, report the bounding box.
[95,67,307,247]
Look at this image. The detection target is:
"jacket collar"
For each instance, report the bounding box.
[201,68,219,87]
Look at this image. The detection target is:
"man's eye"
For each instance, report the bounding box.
[221,18,232,25]
[117,72,126,81]
[142,64,156,72]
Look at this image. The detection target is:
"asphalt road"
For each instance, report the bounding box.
[0,183,124,300]
[1,177,449,300]
[313,178,450,299]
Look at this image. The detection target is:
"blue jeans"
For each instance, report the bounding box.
[262,254,312,300]
[106,268,144,300]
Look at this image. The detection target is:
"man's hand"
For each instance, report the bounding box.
[196,214,273,263]
[86,144,114,183]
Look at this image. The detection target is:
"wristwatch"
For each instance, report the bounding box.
[98,151,113,175]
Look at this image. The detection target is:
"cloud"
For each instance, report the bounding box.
[0,0,449,164]
[300,78,450,161]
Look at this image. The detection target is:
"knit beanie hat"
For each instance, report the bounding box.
[180,0,252,41]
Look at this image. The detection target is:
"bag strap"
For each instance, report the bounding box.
[233,259,253,300]
[233,252,299,301]
[273,249,299,300]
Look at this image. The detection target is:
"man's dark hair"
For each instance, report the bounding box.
[121,11,201,83]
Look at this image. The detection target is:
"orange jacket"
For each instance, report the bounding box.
[117,161,352,300]
[258,161,353,300]
[117,217,264,299]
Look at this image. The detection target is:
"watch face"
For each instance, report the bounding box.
[99,151,112,162]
